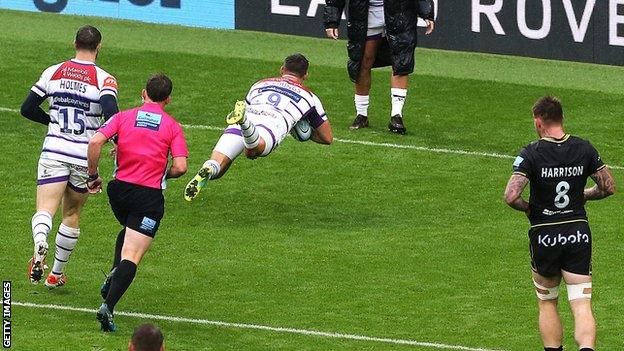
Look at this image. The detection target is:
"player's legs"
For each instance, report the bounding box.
[225,101,278,159]
[29,159,68,283]
[533,271,563,349]
[388,74,409,134]
[45,185,88,288]
[352,38,381,129]
[184,131,241,201]
[563,271,595,349]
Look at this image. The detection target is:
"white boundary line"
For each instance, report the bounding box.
[13,301,505,351]
[2,106,622,170]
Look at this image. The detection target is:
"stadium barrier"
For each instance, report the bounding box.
[0,0,234,29]
[2,0,622,65]
[235,0,624,66]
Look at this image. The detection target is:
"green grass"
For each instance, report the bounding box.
[0,9,623,351]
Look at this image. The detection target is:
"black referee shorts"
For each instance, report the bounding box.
[529,221,592,278]
[107,180,164,238]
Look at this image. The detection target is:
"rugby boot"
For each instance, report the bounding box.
[96,303,116,332]
[44,272,67,289]
[27,241,48,284]
[225,100,247,125]
[388,115,406,134]
[184,161,214,202]
[100,267,116,299]
[349,114,369,130]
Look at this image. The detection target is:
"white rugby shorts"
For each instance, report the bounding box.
[37,157,88,193]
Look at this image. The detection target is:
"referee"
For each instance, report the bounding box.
[87,74,188,332]
[504,96,616,351]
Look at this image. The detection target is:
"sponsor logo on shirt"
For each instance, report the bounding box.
[513,156,524,167]
[103,77,118,90]
[135,111,162,131]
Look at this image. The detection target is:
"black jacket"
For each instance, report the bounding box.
[324,0,435,82]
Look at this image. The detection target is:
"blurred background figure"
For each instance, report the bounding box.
[129,324,165,351]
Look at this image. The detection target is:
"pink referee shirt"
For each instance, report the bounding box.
[98,103,188,190]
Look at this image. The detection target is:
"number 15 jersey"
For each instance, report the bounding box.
[31,59,118,167]
[512,135,605,227]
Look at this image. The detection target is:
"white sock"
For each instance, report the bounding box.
[391,88,407,117]
[51,224,80,275]
[202,160,221,179]
[240,118,260,149]
[354,94,369,117]
[32,211,52,245]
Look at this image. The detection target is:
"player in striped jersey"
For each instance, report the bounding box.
[20,25,119,288]
[184,54,333,201]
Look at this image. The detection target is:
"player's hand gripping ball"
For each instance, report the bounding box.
[291,119,312,142]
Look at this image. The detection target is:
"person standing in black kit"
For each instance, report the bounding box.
[324,0,435,134]
[504,97,616,351]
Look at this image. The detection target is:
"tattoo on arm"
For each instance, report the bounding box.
[504,174,530,212]
[585,167,616,201]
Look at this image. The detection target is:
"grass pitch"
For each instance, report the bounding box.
[0,9,623,351]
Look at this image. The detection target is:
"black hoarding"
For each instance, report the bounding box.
[235,0,624,66]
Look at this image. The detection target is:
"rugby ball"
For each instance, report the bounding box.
[291,119,312,142]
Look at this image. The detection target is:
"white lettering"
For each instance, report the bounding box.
[271,0,300,16]
[472,0,505,35]
[517,0,551,40]
[610,0,624,46]
[307,0,324,17]
[563,0,596,42]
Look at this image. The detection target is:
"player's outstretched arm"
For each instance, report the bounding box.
[311,121,333,145]
[585,166,616,201]
[504,174,530,213]
[20,91,50,125]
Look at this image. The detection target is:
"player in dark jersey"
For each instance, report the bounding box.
[504,96,615,351]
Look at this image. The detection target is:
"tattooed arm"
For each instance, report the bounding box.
[584,166,616,201]
[504,174,530,213]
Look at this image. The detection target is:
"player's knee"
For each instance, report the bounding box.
[567,282,592,301]
[534,280,560,300]
[244,149,259,159]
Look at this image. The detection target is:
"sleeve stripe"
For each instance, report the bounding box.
[513,171,528,178]
[31,86,46,97]
[100,90,117,97]
[595,164,606,172]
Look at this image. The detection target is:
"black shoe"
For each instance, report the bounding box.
[349,114,369,130]
[388,115,406,134]
[100,268,116,300]
[96,303,116,332]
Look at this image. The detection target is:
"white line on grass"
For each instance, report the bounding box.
[13,301,505,351]
[2,106,622,170]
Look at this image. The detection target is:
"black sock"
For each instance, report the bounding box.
[111,229,125,271]
[105,259,136,312]
[545,347,563,351]
[579,348,594,351]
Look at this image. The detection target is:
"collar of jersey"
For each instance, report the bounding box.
[70,58,96,66]
[541,134,570,143]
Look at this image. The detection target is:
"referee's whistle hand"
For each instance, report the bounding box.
[325,28,339,40]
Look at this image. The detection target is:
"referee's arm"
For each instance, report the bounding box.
[166,157,187,179]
